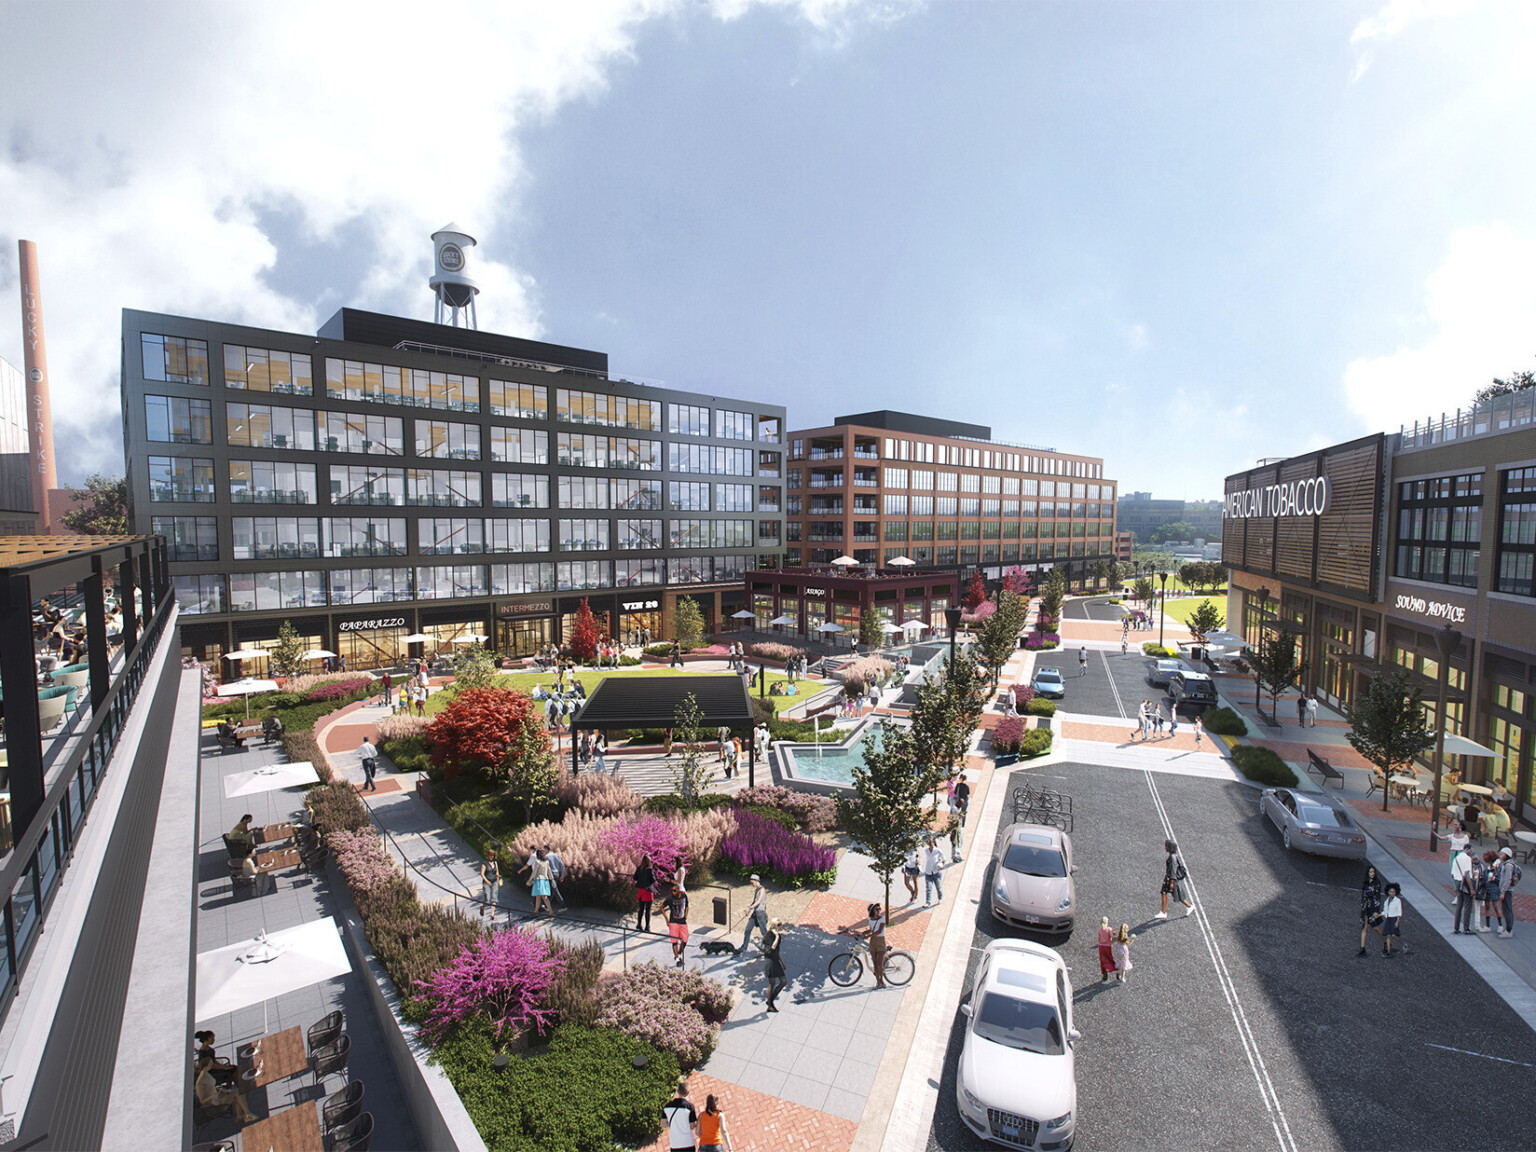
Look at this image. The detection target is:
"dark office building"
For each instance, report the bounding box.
[121,307,785,669]
[0,356,36,533]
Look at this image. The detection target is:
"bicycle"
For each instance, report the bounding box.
[828,934,914,988]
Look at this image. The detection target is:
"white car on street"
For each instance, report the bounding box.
[956,939,1078,1150]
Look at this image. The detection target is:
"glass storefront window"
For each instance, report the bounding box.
[497,616,553,657]
[336,627,406,671]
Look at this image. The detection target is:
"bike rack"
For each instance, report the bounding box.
[1011,784,1074,834]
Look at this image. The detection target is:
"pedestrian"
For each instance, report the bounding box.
[954,776,971,825]
[717,725,730,764]
[902,844,921,904]
[1447,819,1470,858]
[671,641,684,669]
[1479,849,1502,934]
[526,848,554,916]
[665,881,690,967]
[1358,866,1385,956]
[664,727,674,759]
[662,1080,699,1152]
[698,1093,732,1152]
[1079,646,1088,677]
[1496,847,1518,938]
[382,670,393,710]
[949,811,964,863]
[1112,923,1135,983]
[763,918,787,1012]
[1156,838,1194,918]
[1193,715,1204,750]
[1121,635,1128,656]
[1296,695,1306,726]
[1381,882,1406,957]
[546,843,567,908]
[1097,916,1115,982]
[923,835,947,906]
[731,736,743,778]
[1152,706,1164,737]
[357,737,379,791]
[1306,694,1319,728]
[479,849,500,922]
[594,743,608,775]
[1452,847,1477,934]
[634,854,655,932]
[1130,701,1145,742]
[864,902,888,989]
[1168,707,1179,738]
[739,874,768,955]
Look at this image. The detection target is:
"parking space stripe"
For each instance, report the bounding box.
[1143,769,1299,1152]
[1097,649,1128,719]
[1424,1042,1536,1068]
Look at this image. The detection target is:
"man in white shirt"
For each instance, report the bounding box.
[1451,848,1476,934]
[923,836,948,906]
[662,1080,698,1152]
[357,737,379,792]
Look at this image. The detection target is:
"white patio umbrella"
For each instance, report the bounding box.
[900,619,929,632]
[223,760,322,798]
[731,609,756,619]
[224,648,270,663]
[769,615,797,626]
[300,648,337,662]
[195,918,352,1023]
[401,632,433,643]
[817,622,845,633]
[1200,630,1249,651]
[831,556,859,567]
[880,621,905,634]
[453,634,488,643]
[887,556,916,567]
[215,677,280,719]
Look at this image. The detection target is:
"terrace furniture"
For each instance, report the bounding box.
[227,859,259,896]
[238,1026,309,1089]
[191,1142,235,1152]
[322,1080,365,1133]
[328,1111,373,1152]
[1305,749,1344,789]
[222,833,254,860]
[192,1097,236,1130]
[307,1010,344,1056]
[36,686,69,733]
[241,1103,325,1152]
[310,1033,351,1091]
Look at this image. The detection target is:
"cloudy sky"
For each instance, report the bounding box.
[2,0,1534,498]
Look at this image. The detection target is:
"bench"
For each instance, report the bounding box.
[1306,748,1346,790]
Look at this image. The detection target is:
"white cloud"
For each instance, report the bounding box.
[1349,0,1480,80]
[1342,223,1536,430]
[0,0,892,482]
[1126,323,1149,353]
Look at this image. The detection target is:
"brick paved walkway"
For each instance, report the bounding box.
[798,891,933,954]
[636,1072,858,1152]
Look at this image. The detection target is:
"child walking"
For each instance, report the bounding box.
[1112,924,1135,983]
[1381,882,1407,957]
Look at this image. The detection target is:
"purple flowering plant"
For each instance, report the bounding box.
[720,807,836,886]
[416,926,569,1043]
[597,815,689,883]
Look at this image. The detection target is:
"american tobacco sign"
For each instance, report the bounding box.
[1223,477,1330,520]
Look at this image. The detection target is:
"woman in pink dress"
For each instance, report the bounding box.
[1112,923,1136,984]
[1097,917,1115,982]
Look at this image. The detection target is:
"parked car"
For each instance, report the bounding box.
[990,823,1076,934]
[1259,787,1368,858]
[1032,667,1066,699]
[1167,670,1218,714]
[1147,657,1192,688]
[956,938,1078,1150]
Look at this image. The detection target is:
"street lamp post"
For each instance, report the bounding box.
[1253,585,1269,722]
[1157,571,1169,650]
[945,606,964,668]
[1428,622,1462,854]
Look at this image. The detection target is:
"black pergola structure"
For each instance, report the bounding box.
[571,674,760,787]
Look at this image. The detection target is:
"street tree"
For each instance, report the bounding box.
[1186,600,1225,642]
[859,609,884,651]
[1346,667,1436,813]
[568,598,602,661]
[672,596,704,649]
[61,473,129,535]
[1105,560,1121,588]
[838,721,936,923]
[669,691,715,806]
[1038,567,1066,623]
[976,590,1028,688]
[962,570,987,611]
[503,716,559,823]
[1091,560,1108,591]
[1132,576,1155,608]
[451,644,499,694]
[268,620,309,678]
[910,648,987,786]
[1249,624,1307,724]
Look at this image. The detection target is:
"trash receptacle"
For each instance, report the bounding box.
[713,895,729,926]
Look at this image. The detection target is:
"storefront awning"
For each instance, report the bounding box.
[571,675,755,731]
[1441,733,1498,758]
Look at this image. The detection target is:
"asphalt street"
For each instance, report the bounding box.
[1062,596,1125,622]
[1031,645,1168,722]
[926,761,1536,1151]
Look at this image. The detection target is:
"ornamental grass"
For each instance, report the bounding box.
[747,642,806,662]
[733,784,839,832]
[719,807,836,885]
[554,772,644,819]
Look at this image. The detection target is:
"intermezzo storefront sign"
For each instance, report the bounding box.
[1224,477,1330,520]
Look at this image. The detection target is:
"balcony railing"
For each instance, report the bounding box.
[1396,391,1536,451]
[808,449,844,460]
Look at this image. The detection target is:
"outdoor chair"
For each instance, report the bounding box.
[227,859,258,896]
[308,1010,344,1055]
[311,1034,351,1090]
[328,1111,373,1152]
[322,1080,365,1133]
[192,1097,236,1129]
[192,1142,236,1152]
[222,834,253,860]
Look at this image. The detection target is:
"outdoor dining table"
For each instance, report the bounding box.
[239,1101,324,1152]
[1459,783,1494,798]
[1514,830,1536,862]
[1389,774,1428,804]
[258,821,296,845]
[253,847,302,876]
[237,1024,307,1089]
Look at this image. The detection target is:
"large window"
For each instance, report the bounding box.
[1497,467,1536,597]
[415,565,489,600]
[670,404,710,436]
[329,567,414,605]
[612,478,662,511]
[324,358,478,412]
[145,396,212,444]
[142,333,209,385]
[406,469,482,508]
[321,517,405,558]
[1396,473,1482,588]
[491,562,557,595]
[616,519,663,549]
[716,409,754,440]
[488,380,548,419]
[328,464,404,506]
[715,483,753,512]
[668,519,754,549]
[668,445,753,475]
[420,518,485,555]
[232,516,323,560]
[558,476,609,509]
[230,459,318,504]
[172,573,225,614]
[415,420,481,460]
[669,482,710,511]
[490,427,548,465]
[557,560,612,590]
[318,411,403,455]
[556,388,660,431]
[559,519,609,552]
[223,344,312,394]
[229,570,327,611]
[616,557,663,585]
[148,456,215,503]
[491,472,549,509]
[152,515,218,561]
[227,402,314,450]
[486,519,551,553]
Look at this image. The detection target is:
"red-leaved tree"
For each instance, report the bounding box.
[427,687,545,780]
[1004,566,1033,597]
[569,597,602,661]
[962,570,987,611]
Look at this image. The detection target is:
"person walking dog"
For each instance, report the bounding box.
[738,875,768,956]
[1156,839,1193,918]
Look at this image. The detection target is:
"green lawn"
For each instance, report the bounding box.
[428,776,527,861]
[1160,596,1226,628]
[423,667,806,715]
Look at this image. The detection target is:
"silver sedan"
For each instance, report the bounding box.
[1259,788,1368,859]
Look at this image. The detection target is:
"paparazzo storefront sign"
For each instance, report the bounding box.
[338,616,406,633]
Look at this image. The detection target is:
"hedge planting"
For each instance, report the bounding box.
[991,716,1026,756]
[1201,706,1248,737]
[1230,744,1299,787]
[1142,643,1178,658]
[1020,729,1054,759]
[1024,698,1057,717]
[732,784,839,832]
[593,961,732,1070]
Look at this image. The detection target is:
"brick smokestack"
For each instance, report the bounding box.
[18,240,58,533]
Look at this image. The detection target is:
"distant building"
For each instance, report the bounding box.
[1116,491,1184,543]
[0,355,37,533]
[1183,499,1223,540]
[1114,531,1133,562]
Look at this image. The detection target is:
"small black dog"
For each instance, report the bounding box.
[698,939,738,957]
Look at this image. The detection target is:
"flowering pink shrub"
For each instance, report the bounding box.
[992,716,1027,755]
[720,808,836,884]
[284,672,369,696]
[555,772,644,819]
[1011,685,1036,705]
[328,828,399,901]
[305,677,371,702]
[734,784,838,832]
[598,816,689,881]
[1024,633,1061,650]
[689,644,732,656]
[962,600,997,623]
[594,961,732,1069]
[416,926,569,1043]
[377,712,431,741]
[747,642,806,662]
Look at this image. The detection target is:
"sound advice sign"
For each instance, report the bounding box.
[1387,582,1472,627]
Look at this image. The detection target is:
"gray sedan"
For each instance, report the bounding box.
[1259,788,1368,858]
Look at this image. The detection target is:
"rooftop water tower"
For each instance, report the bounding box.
[429,224,479,329]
